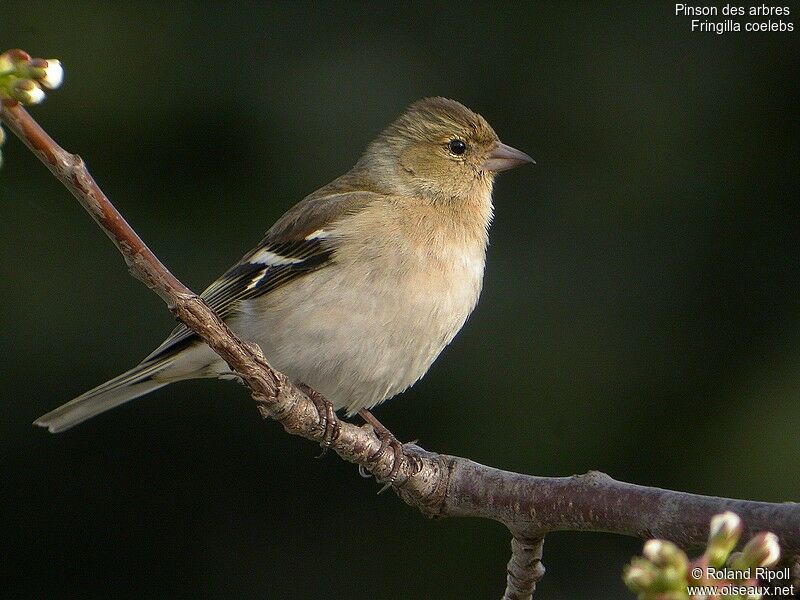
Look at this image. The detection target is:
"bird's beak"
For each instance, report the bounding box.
[481,142,535,172]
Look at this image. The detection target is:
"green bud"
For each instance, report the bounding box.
[623,557,658,592]
[12,78,45,104]
[0,51,64,103]
[652,565,687,591]
[643,539,689,573]
[731,532,780,570]
[0,53,13,76]
[705,511,742,568]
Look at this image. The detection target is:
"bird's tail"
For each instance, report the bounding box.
[34,358,175,433]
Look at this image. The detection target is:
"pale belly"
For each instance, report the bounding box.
[233,251,484,414]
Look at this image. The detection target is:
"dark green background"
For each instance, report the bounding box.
[2,2,798,598]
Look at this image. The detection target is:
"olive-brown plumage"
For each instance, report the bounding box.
[35,97,534,432]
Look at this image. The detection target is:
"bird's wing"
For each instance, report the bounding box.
[143,190,381,362]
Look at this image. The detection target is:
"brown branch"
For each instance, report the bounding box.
[3,99,799,598]
[504,537,545,600]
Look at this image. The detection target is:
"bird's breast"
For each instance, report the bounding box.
[240,203,489,413]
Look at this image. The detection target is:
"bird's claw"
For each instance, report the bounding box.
[358,408,405,493]
[300,384,340,457]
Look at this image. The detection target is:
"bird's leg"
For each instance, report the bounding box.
[298,383,340,456]
[358,408,404,493]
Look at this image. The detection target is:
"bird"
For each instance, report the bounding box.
[35,97,534,435]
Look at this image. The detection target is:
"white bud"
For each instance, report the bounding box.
[0,54,13,75]
[709,511,742,540]
[623,560,656,591]
[705,511,743,568]
[15,81,46,104]
[643,539,664,561]
[761,533,781,567]
[39,59,63,89]
[733,531,782,571]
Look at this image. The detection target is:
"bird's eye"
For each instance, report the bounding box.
[447,139,467,156]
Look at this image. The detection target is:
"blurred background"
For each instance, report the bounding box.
[1,2,798,598]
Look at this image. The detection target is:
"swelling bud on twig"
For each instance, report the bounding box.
[623,512,783,599]
[730,532,781,570]
[0,49,64,170]
[624,550,689,598]
[12,79,45,104]
[0,49,63,105]
[705,511,743,568]
[28,59,63,90]
[643,539,689,572]
[623,558,659,592]
[0,54,14,77]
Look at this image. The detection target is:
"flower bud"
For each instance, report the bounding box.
[623,558,657,592]
[0,53,14,76]
[643,539,689,572]
[709,511,743,541]
[7,49,32,63]
[653,565,687,591]
[705,511,742,567]
[733,532,781,569]
[0,51,64,104]
[12,79,45,104]
[30,59,63,89]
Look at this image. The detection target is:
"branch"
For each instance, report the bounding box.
[3,99,798,599]
[504,538,545,600]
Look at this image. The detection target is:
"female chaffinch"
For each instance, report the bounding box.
[36,97,533,433]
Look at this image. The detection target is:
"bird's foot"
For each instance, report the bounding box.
[299,384,340,457]
[358,408,404,493]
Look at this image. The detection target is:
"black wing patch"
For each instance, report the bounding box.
[144,237,333,362]
[202,239,331,317]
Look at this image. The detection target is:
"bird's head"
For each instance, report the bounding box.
[360,97,533,202]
